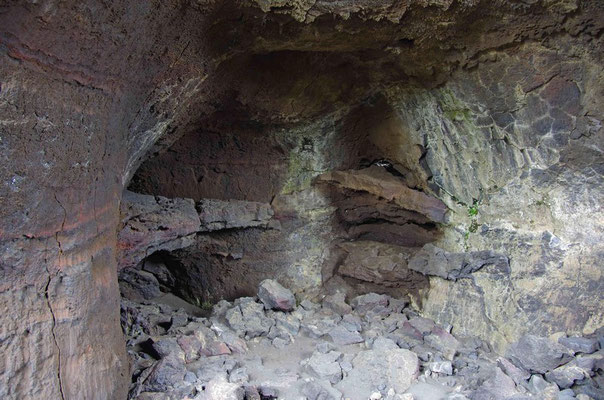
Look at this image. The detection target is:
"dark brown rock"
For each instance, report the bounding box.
[337,241,427,288]
[117,191,201,270]
[318,166,448,223]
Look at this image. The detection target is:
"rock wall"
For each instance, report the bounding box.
[0,2,214,399]
[1,0,603,398]
[130,13,604,354]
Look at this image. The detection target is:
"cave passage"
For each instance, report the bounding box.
[1,1,603,399]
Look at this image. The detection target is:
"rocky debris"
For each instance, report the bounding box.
[119,268,163,301]
[317,166,448,223]
[559,337,601,355]
[506,334,573,374]
[337,241,428,288]
[408,244,509,281]
[322,291,353,316]
[122,281,604,400]
[257,279,296,311]
[305,351,343,384]
[196,199,275,231]
[118,190,202,270]
[337,348,419,398]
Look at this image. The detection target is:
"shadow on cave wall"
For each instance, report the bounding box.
[121,60,446,306]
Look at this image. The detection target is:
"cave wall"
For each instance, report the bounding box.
[1,0,603,398]
[385,40,604,352]
[130,21,604,353]
[0,2,213,399]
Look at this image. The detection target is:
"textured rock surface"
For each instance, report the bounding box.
[506,335,572,374]
[318,166,448,223]
[2,0,603,398]
[257,279,296,311]
[197,199,274,231]
[337,241,427,288]
[408,244,509,281]
[118,190,201,270]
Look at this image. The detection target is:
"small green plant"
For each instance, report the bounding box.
[200,301,213,311]
[468,201,479,217]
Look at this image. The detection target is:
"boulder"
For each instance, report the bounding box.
[337,349,419,398]
[322,291,352,315]
[471,367,520,400]
[545,360,590,388]
[257,279,296,311]
[350,293,389,314]
[337,241,426,287]
[506,335,572,374]
[142,355,187,392]
[305,351,343,384]
[425,327,460,360]
[328,325,364,346]
[558,336,600,354]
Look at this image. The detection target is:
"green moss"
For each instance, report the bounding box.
[281,151,316,194]
[439,88,473,123]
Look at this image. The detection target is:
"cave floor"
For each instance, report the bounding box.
[121,285,602,400]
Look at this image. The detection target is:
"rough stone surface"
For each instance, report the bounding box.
[337,241,428,288]
[2,1,604,398]
[197,199,274,231]
[506,335,572,374]
[118,190,201,270]
[257,279,296,312]
[318,166,448,223]
[408,244,510,281]
[337,348,419,398]
[559,336,601,354]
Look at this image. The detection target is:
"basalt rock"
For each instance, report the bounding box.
[2,0,604,398]
[337,241,427,288]
[318,166,448,223]
[118,190,201,270]
[408,244,510,281]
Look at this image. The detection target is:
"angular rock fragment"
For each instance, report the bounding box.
[350,293,389,314]
[558,336,600,354]
[142,355,187,393]
[471,367,519,400]
[322,291,352,315]
[118,190,201,270]
[225,300,274,338]
[429,360,453,375]
[328,325,364,346]
[425,327,460,360]
[408,243,509,281]
[305,351,343,384]
[506,335,572,374]
[204,375,245,400]
[258,279,296,311]
[337,349,419,398]
[545,360,590,388]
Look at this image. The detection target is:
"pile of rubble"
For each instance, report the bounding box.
[121,280,603,400]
